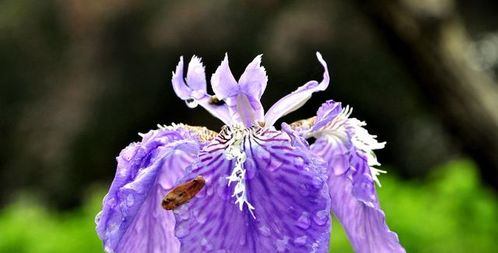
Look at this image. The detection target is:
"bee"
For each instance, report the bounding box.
[162,176,206,210]
[208,95,225,105]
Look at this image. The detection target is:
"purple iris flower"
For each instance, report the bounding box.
[95,53,405,253]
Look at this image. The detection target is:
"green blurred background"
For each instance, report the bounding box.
[0,0,497,252]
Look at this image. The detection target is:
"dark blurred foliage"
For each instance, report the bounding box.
[0,0,497,209]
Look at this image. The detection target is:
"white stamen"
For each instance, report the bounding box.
[224,126,256,218]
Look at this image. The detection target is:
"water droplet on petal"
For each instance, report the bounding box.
[207,186,214,196]
[295,157,305,167]
[299,184,310,197]
[201,238,214,251]
[276,236,290,252]
[258,225,271,237]
[126,194,134,206]
[107,222,119,234]
[185,98,198,108]
[296,212,311,229]
[216,185,230,200]
[104,245,113,253]
[174,205,190,220]
[94,212,102,224]
[196,187,206,198]
[267,156,283,172]
[121,145,136,161]
[218,176,227,186]
[175,222,189,238]
[294,235,307,246]
[311,176,323,190]
[107,197,117,207]
[193,208,208,224]
[239,235,247,246]
[313,210,329,226]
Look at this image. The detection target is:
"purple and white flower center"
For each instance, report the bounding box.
[223,125,256,218]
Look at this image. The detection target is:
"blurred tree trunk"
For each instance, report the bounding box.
[355,0,498,190]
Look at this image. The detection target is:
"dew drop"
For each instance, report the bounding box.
[174,205,190,220]
[196,187,206,198]
[193,208,208,224]
[296,212,311,229]
[298,183,310,197]
[107,222,119,234]
[258,224,271,237]
[218,176,227,186]
[216,185,230,200]
[175,222,189,238]
[267,156,283,172]
[94,212,102,225]
[294,235,307,246]
[201,238,214,250]
[311,176,323,190]
[185,98,199,108]
[107,197,117,207]
[121,145,136,161]
[313,210,329,226]
[294,157,305,167]
[207,185,214,196]
[126,194,134,206]
[239,235,247,246]
[104,245,114,253]
[276,236,290,252]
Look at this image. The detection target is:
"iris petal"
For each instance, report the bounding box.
[96,125,215,253]
[173,127,331,252]
[264,52,330,126]
[211,53,239,100]
[171,57,191,100]
[211,54,267,127]
[326,153,405,253]
[309,101,405,253]
[224,93,265,127]
[172,56,233,125]
[238,54,267,100]
[186,56,207,93]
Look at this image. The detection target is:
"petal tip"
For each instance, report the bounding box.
[190,55,203,66]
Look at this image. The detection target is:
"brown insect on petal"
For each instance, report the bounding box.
[162,175,206,210]
[208,95,225,105]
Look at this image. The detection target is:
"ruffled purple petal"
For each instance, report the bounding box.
[238,54,268,100]
[172,127,331,252]
[96,125,214,253]
[186,56,207,92]
[309,101,405,253]
[327,152,405,253]
[211,53,239,100]
[172,57,233,125]
[264,52,330,126]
